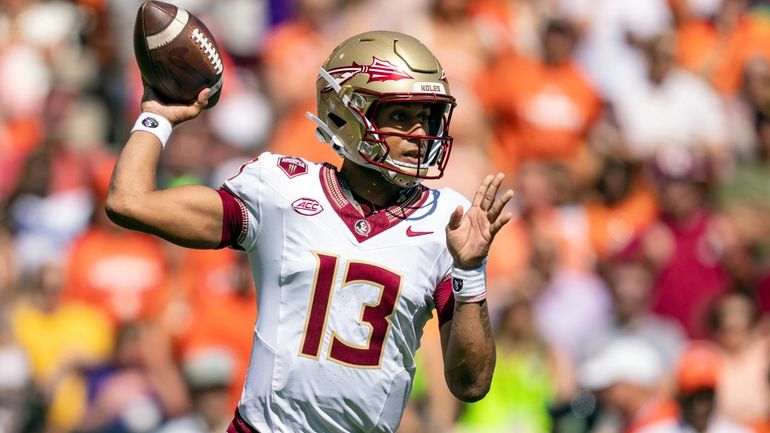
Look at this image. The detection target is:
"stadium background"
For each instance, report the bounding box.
[0,0,769,432]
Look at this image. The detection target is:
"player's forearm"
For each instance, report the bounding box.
[442,300,495,402]
[105,131,223,248]
[106,131,164,225]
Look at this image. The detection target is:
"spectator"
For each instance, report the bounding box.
[579,336,679,433]
[676,0,770,96]
[77,322,189,433]
[476,18,601,173]
[61,189,173,326]
[720,56,770,161]
[717,57,770,311]
[5,123,111,275]
[610,31,728,162]
[258,0,343,165]
[583,252,686,375]
[641,148,744,338]
[502,163,611,357]
[157,349,236,433]
[708,291,770,430]
[675,341,753,433]
[583,157,659,260]
[457,291,575,433]
[174,253,257,411]
[0,289,35,433]
[10,261,114,432]
[559,0,673,100]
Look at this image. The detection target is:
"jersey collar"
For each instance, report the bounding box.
[320,164,429,242]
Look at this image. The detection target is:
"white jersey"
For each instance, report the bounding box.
[222,153,468,433]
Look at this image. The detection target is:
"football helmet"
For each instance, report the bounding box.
[306,31,456,188]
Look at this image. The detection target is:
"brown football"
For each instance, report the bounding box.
[133,1,223,108]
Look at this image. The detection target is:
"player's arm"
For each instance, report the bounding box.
[439,300,494,402]
[441,173,513,402]
[105,87,224,249]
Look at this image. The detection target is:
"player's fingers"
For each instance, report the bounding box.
[487,189,514,223]
[480,173,505,211]
[472,174,494,207]
[181,89,211,119]
[489,212,513,238]
[446,206,464,231]
[196,88,211,106]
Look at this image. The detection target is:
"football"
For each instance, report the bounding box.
[133,1,223,108]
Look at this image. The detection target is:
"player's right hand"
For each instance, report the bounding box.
[141,84,210,126]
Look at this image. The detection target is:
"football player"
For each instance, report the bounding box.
[107,31,513,433]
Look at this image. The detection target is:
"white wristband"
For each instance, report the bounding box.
[131,112,173,148]
[451,263,487,303]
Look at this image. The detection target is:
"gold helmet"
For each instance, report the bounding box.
[306,31,456,188]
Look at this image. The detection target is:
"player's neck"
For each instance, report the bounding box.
[339,161,404,208]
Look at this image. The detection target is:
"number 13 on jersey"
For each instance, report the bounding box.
[299,252,403,368]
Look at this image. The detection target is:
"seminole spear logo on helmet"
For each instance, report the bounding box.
[321,57,414,92]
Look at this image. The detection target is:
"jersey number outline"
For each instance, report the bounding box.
[299,252,403,368]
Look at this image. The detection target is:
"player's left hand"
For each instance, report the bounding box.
[446,173,514,269]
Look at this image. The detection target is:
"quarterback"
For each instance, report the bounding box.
[106,31,513,433]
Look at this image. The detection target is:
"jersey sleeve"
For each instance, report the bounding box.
[434,274,455,327]
[216,188,247,250]
[220,153,270,251]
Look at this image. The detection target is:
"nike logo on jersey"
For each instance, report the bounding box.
[406,226,433,237]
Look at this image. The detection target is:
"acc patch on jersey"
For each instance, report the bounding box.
[292,198,323,216]
[277,157,308,178]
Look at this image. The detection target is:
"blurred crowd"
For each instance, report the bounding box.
[1,0,770,433]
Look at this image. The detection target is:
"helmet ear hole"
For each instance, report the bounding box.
[328,112,347,128]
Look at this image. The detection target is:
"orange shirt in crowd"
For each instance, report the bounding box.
[260,22,329,114]
[476,53,601,172]
[0,116,42,198]
[62,226,172,326]
[173,248,257,409]
[584,182,660,260]
[175,248,242,305]
[265,98,343,165]
[176,289,256,410]
[676,15,770,95]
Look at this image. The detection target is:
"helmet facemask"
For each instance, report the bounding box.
[360,94,455,187]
